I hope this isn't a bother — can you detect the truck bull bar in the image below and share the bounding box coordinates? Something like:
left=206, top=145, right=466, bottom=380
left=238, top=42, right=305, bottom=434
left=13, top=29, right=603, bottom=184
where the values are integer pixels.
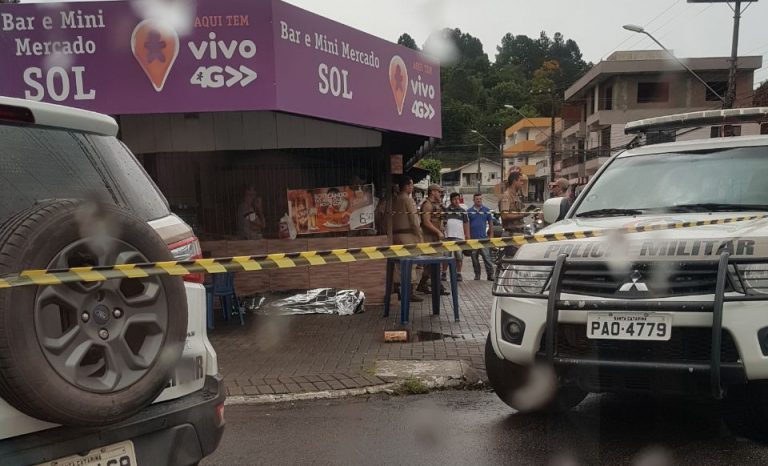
left=542, top=252, right=749, bottom=399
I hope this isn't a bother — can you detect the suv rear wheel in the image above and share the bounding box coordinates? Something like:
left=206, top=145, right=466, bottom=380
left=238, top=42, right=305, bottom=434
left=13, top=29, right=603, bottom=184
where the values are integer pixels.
left=0, top=200, right=187, bottom=426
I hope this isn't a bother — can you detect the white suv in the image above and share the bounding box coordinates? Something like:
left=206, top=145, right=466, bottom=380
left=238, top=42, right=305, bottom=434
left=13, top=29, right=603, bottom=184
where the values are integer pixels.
left=486, top=108, right=768, bottom=437
left=0, top=97, right=223, bottom=465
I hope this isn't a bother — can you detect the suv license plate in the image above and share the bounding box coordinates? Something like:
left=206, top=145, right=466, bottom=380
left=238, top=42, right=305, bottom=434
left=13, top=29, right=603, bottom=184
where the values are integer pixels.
left=587, top=312, right=672, bottom=341
left=36, top=440, right=137, bottom=466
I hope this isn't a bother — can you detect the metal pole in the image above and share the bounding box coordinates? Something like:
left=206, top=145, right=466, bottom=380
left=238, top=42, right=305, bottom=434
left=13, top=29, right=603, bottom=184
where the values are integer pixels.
left=500, top=129, right=505, bottom=183
left=549, top=91, right=556, bottom=185
left=477, top=143, right=482, bottom=193
left=725, top=0, right=742, bottom=109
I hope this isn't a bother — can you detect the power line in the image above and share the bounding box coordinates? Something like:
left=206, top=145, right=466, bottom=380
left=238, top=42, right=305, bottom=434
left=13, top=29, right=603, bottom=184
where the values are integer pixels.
left=624, top=2, right=696, bottom=51
left=656, top=3, right=715, bottom=41
left=744, top=39, right=768, bottom=55
left=644, top=0, right=682, bottom=29
left=600, top=0, right=679, bottom=60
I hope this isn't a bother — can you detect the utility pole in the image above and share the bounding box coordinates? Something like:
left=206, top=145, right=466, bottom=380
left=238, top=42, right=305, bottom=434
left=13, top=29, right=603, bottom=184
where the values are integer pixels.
left=470, top=128, right=504, bottom=192
left=499, top=129, right=505, bottom=183
left=725, top=0, right=742, bottom=108
left=549, top=90, right=556, bottom=185
left=476, top=143, right=482, bottom=193
left=685, top=0, right=755, bottom=108
left=531, top=88, right=558, bottom=185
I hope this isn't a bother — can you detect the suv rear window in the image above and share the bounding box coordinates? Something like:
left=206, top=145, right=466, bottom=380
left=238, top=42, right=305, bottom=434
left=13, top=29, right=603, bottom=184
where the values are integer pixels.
left=0, top=124, right=169, bottom=223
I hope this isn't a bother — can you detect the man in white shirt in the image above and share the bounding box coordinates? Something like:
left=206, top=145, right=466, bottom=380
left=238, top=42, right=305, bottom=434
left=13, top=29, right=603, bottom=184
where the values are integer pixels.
left=444, top=192, right=470, bottom=281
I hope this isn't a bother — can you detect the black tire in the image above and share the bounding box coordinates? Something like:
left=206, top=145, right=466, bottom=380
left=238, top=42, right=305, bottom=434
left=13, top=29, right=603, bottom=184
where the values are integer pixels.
left=0, top=200, right=187, bottom=426
left=485, top=335, right=586, bottom=413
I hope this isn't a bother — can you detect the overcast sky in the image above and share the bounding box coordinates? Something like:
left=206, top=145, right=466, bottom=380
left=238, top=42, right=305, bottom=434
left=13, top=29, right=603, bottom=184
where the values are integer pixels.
left=282, top=0, right=768, bottom=81
left=26, top=0, right=768, bottom=83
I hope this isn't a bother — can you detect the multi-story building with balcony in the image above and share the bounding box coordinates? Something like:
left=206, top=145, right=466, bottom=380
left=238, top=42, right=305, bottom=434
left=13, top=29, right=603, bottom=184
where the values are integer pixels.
left=558, top=50, right=763, bottom=184
left=503, top=117, right=561, bottom=202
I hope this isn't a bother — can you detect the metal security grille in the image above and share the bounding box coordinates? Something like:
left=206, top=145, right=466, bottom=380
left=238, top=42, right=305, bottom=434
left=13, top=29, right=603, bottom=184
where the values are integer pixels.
left=560, top=261, right=723, bottom=298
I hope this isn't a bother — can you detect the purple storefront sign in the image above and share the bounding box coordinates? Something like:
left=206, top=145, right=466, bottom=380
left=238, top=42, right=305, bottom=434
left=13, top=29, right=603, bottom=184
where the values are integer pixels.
left=0, top=0, right=441, bottom=138
left=271, top=1, right=440, bottom=138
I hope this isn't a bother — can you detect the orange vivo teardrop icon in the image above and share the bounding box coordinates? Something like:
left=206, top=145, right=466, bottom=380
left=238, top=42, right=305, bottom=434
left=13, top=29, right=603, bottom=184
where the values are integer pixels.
left=389, top=55, right=408, bottom=116
left=131, top=19, right=179, bottom=92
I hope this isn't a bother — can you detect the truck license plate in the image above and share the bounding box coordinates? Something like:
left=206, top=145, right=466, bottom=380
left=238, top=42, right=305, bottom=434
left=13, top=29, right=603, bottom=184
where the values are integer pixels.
left=587, top=312, right=672, bottom=341
left=36, top=440, right=137, bottom=466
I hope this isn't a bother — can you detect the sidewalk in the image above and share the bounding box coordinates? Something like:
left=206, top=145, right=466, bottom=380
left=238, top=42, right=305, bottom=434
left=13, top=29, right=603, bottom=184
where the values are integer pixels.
left=209, top=270, right=493, bottom=398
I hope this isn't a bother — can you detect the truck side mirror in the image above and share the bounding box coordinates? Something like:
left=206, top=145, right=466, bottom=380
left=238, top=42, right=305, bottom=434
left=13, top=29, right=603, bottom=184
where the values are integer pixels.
left=543, top=197, right=565, bottom=224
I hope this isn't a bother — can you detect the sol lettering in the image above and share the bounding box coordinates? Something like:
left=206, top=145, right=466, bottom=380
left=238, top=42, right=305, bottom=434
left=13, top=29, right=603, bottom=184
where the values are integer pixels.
left=318, top=63, right=353, bottom=100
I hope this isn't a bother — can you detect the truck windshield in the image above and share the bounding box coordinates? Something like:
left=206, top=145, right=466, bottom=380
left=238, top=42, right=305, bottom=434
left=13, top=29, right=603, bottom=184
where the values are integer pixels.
left=574, top=146, right=768, bottom=217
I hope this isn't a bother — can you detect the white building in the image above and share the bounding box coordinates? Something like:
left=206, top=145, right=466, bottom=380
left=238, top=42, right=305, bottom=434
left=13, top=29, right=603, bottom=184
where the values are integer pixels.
left=440, top=158, right=502, bottom=193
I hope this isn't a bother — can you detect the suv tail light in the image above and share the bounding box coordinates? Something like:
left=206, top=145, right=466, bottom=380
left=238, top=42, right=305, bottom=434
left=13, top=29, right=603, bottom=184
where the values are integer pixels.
left=169, top=237, right=205, bottom=284
left=0, top=104, right=34, bottom=124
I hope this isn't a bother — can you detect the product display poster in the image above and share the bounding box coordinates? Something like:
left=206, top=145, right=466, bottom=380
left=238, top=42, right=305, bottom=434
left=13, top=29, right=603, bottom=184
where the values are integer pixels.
left=288, top=184, right=375, bottom=235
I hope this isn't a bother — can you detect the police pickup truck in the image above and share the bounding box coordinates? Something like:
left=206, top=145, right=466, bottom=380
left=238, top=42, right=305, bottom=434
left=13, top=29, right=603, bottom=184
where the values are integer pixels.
left=486, top=108, right=768, bottom=436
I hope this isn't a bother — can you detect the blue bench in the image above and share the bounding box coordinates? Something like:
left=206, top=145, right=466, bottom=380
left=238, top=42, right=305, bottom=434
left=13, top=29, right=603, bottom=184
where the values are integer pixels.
left=383, top=256, right=460, bottom=325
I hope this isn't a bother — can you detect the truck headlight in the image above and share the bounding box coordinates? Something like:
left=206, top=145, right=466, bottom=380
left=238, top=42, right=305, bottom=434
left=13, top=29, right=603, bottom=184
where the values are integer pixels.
left=733, top=264, right=768, bottom=295
left=493, top=264, right=553, bottom=296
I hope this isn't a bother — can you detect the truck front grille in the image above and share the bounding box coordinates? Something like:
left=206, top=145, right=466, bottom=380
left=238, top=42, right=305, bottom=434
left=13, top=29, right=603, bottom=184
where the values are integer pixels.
left=539, top=324, right=740, bottom=363
left=560, top=261, right=725, bottom=298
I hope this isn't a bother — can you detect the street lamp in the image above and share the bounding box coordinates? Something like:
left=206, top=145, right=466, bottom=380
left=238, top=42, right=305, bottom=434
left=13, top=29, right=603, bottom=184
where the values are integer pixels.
left=622, top=24, right=726, bottom=104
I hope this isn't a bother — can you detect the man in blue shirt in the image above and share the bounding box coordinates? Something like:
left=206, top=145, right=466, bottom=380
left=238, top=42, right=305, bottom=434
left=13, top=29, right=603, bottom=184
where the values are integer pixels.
left=467, top=193, right=495, bottom=280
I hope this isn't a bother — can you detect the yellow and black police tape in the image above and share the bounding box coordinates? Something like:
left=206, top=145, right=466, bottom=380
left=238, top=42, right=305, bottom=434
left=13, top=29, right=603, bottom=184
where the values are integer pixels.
left=388, top=209, right=539, bottom=216
left=0, top=214, right=765, bottom=289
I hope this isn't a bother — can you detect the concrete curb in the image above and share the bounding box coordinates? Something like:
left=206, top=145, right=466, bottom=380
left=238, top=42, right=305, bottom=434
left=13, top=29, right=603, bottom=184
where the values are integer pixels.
left=225, top=383, right=400, bottom=406
left=225, top=359, right=487, bottom=406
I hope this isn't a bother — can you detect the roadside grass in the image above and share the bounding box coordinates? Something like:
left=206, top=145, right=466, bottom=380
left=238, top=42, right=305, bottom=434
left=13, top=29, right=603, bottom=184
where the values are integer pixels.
left=395, top=378, right=431, bottom=395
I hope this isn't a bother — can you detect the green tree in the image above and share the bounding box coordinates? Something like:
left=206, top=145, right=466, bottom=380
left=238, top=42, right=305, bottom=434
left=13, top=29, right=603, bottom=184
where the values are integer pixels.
left=548, top=33, right=590, bottom=90
left=418, top=158, right=443, bottom=183
left=397, top=33, right=419, bottom=51
left=448, top=28, right=490, bottom=75
left=400, top=28, right=590, bottom=151
left=424, top=28, right=490, bottom=73
left=441, top=98, right=480, bottom=146
left=442, top=65, right=486, bottom=106
left=495, top=31, right=589, bottom=88
left=530, top=60, right=561, bottom=115
left=495, top=33, right=546, bottom=80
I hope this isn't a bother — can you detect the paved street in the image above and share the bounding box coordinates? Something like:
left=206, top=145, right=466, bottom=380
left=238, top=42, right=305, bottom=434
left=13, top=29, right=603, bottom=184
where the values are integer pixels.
left=209, top=260, right=493, bottom=397
left=202, top=390, right=768, bottom=466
